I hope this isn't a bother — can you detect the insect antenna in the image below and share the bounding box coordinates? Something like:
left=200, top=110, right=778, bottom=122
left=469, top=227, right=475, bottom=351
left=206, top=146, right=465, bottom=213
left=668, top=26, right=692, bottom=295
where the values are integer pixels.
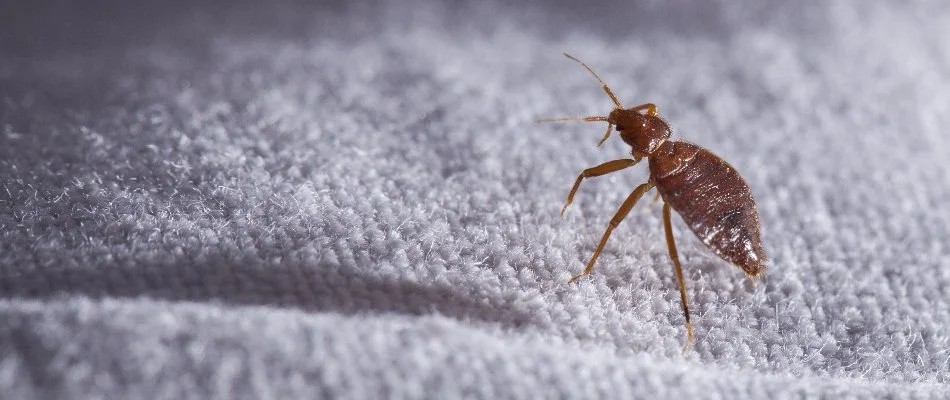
left=563, top=53, right=622, bottom=108
left=535, top=116, right=614, bottom=147
left=535, top=116, right=608, bottom=123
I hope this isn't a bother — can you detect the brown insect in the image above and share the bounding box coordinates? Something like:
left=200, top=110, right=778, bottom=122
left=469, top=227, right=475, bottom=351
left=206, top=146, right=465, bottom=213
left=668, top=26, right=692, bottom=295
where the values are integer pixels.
left=540, top=53, right=767, bottom=350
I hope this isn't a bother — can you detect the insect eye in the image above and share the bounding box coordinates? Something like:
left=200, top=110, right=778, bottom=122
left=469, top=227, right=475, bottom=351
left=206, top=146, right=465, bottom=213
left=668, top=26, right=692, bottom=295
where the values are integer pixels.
left=615, top=124, right=624, bottom=131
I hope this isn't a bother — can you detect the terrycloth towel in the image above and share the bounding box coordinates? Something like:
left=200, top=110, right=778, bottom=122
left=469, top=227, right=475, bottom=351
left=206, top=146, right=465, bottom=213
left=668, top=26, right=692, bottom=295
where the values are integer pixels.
left=2, top=1, right=949, bottom=398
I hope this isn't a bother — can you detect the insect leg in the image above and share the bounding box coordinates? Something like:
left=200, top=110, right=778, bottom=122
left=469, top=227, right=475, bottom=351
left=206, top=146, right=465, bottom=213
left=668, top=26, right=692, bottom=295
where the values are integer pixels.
left=561, top=159, right=639, bottom=218
left=663, top=202, right=695, bottom=353
left=627, top=103, right=658, bottom=116
left=568, top=181, right=654, bottom=283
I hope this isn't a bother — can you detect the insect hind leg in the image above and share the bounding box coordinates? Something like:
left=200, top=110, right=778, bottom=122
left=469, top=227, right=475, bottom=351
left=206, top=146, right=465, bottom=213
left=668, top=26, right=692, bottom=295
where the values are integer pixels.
left=663, top=202, right=695, bottom=354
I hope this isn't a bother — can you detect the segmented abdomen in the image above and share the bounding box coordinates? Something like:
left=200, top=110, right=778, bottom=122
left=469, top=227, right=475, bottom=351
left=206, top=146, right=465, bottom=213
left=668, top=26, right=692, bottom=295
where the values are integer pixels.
left=650, top=141, right=767, bottom=277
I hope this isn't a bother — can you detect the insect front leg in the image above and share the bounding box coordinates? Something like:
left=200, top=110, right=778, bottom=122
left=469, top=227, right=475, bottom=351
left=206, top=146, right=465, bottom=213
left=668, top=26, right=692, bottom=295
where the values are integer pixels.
left=561, top=158, right=639, bottom=218
left=663, top=202, right=695, bottom=354
left=568, top=180, right=654, bottom=283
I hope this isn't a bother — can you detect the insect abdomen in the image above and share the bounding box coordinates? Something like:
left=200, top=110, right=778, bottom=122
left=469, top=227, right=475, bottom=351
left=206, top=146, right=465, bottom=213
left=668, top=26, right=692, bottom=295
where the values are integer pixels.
left=651, top=141, right=767, bottom=277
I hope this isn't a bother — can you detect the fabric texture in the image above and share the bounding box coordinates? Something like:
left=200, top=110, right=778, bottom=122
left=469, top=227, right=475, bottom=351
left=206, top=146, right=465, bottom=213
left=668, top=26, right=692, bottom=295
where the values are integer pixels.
left=2, top=1, right=949, bottom=398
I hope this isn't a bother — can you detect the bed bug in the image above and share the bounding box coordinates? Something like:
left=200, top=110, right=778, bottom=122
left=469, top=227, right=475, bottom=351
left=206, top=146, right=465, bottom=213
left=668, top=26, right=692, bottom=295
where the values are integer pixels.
left=539, top=53, right=767, bottom=351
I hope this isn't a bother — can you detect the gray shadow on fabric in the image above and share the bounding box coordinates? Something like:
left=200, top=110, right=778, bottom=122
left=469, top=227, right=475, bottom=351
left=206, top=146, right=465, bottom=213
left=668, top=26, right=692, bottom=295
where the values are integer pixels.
left=0, top=256, right=544, bottom=330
